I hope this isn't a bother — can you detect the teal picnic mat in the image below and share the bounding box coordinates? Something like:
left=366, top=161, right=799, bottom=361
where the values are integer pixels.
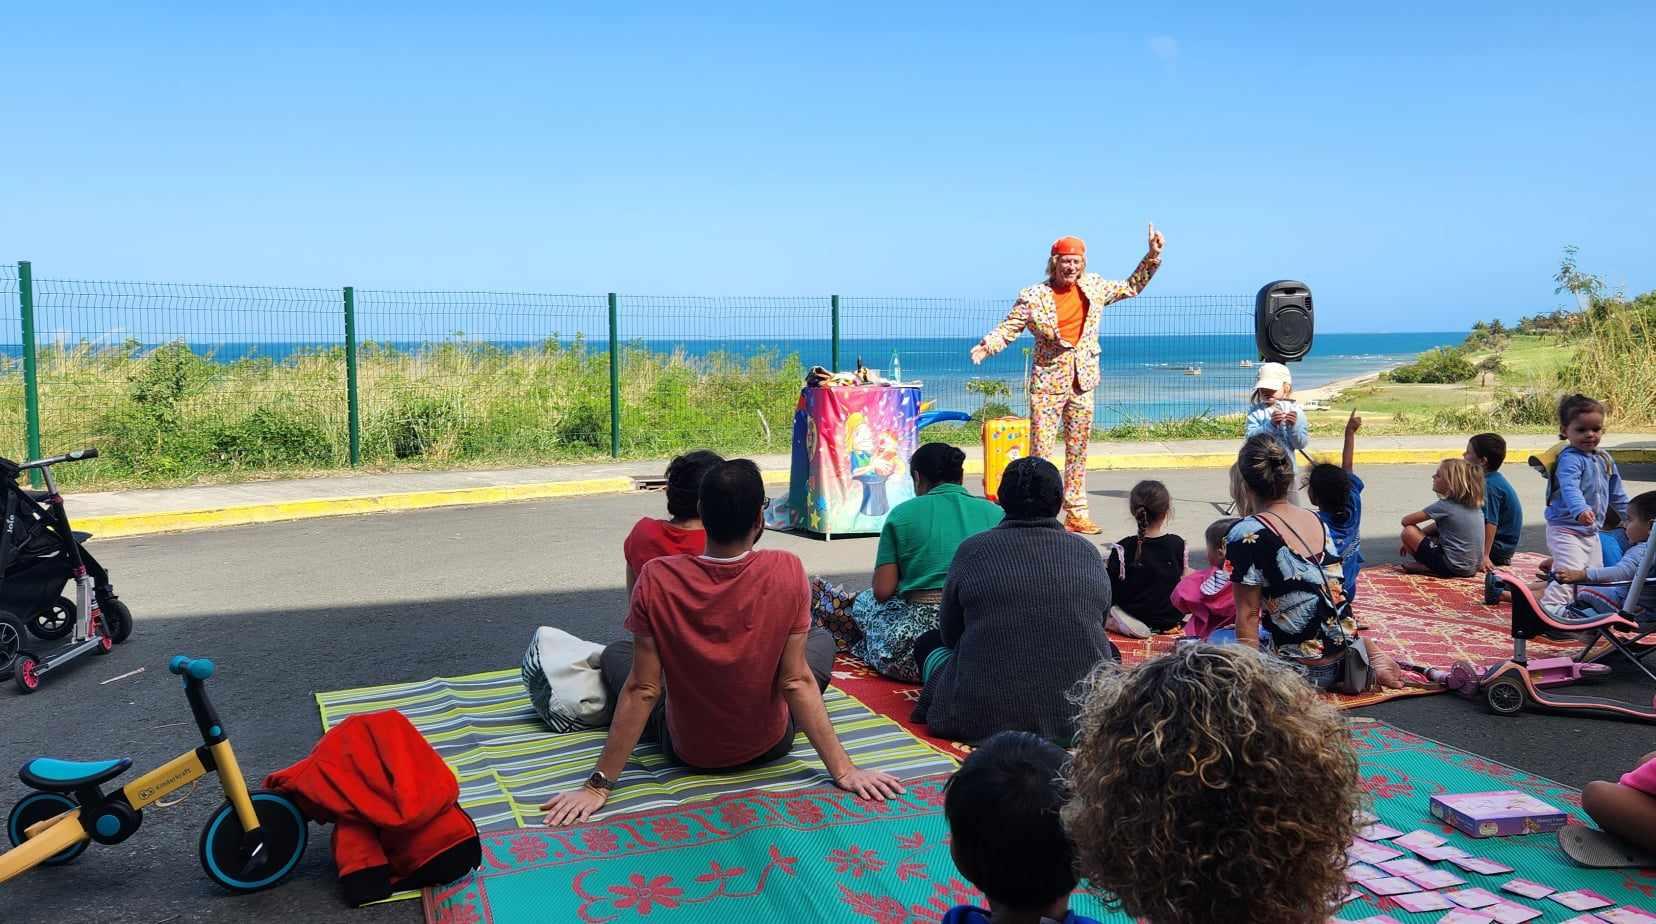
left=315, top=668, right=959, bottom=831
left=423, top=720, right=1656, bottom=924
left=1339, top=719, right=1655, bottom=922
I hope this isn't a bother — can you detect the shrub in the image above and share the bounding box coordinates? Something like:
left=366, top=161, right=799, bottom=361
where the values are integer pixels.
left=1389, top=348, right=1476, bottom=384
left=206, top=408, right=336, bottom=467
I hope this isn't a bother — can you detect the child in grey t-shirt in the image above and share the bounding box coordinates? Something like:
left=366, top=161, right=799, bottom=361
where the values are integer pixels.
left=1400, top=459, right=1488, bottom=578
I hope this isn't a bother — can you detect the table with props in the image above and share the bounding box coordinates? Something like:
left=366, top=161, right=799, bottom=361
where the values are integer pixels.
left=776, top=385, right=921, bottom=539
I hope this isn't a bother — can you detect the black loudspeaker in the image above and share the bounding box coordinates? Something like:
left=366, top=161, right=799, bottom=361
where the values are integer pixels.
left=1255, top=280, right=1313, bottom=362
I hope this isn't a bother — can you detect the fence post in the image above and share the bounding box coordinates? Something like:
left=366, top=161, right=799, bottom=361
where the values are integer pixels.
left=830, top=294, right=841, bottom=372
left=343, top=286, right=360, bottom=466
left=608, top=292, right=621, bottom=458
left=17, top=261, right=43, bottom=486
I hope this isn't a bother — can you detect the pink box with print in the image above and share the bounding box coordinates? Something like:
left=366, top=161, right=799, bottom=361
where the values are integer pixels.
left=1427, top=790, right=1568, bottom=838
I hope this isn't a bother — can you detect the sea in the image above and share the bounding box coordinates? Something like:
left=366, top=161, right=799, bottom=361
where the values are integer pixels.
left=3, top=330, right=1462, bottom=427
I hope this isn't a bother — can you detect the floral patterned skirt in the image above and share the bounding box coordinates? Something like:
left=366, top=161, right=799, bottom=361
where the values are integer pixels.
left=810, top=579, right=941, bottom=682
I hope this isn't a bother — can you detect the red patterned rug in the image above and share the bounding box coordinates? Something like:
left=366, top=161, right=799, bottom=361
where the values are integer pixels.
left=831, top=553, right=1573, bottom=754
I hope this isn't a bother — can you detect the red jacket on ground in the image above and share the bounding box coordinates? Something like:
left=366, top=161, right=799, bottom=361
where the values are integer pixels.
left=264, top=710, right=478, bottom=901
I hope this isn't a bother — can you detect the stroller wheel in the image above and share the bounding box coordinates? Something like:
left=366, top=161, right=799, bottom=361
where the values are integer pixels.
left=27, top=597, right=75, bottom=642
left=100, top=598, right=133, bottom=644
left=0, top=612, right=26, bottom=675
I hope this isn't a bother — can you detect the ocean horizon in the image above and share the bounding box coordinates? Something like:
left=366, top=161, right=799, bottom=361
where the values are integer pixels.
left=1, top=330, right=1463, bottom=427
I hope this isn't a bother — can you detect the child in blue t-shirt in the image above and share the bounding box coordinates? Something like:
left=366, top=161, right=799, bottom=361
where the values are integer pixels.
left=1308, top=410, right=1365, bottom=603
left=941, top=732, right=1102, bottom=924
left=1465, top=432, right=1523, bottom=570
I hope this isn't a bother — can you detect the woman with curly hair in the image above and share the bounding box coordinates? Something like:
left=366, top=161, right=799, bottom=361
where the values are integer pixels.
left=1064, top=645, right=1361, bottom=924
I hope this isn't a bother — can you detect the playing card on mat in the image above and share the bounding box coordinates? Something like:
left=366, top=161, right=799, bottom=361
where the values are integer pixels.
left=1395, top=830, right=1449, bottom=851
left=1449, top=856, right=1514, bottom=875
left=1349, top=839, right=1406, bottom=863
left=1436, top=910, right=1494, bottom=924
left=1364, top=876, right=1424, bottom=896
left=1443, top=888, right=1500, bottom=909
left=1379, top=858, right=1432, bottom=876
left=1486, top=901, right=1542, bottom=924
left=1407, top=869, right=1468, bottom=890
left=1346, top=863, right=1385, bottom=881
left=1546, top=889, right=1614, bottom=911
left=1498, top=879, right=1554, bottom=900
left=1597, top=908, right=1656, bottom=924
left=1360, top=822, right=1405, bottom=840
left=1415, top=844, right=1471, bottom=861
left=1392, top=891, right=1454, bottom=912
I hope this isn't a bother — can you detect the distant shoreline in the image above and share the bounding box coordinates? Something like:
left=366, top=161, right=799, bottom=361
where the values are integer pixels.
left=1297, top=371, right=1384, bottom=405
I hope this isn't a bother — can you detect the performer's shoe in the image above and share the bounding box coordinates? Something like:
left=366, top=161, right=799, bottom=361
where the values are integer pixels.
left=1064, top=515, right=1103, bottom=535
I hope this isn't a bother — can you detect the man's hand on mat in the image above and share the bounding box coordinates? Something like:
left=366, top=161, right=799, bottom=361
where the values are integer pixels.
left=540, top=787, right=607, bottom=826
left=834, top=767, right=905, bottom=801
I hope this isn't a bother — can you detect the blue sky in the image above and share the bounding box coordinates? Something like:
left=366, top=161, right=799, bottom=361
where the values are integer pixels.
left=2, top=1, right=1652, bottom=333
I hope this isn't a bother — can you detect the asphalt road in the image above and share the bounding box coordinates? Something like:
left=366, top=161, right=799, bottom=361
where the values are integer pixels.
left=3, top=462, right=1654, bottom=924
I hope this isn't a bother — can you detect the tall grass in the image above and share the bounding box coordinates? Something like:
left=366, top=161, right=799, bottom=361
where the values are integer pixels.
left=0, top=338, right=806, bottom=489
left=1566, top=294, right=1656, bottom=427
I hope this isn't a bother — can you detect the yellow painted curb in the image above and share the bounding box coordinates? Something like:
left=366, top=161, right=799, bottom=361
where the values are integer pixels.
left=80, top=471, right=794, bottom=539
left=74, top=447, right=1656, bottom=539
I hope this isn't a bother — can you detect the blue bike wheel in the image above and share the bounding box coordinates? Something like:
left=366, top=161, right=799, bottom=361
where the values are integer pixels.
left=7, top=792, right=89, bottom=866
left=198, top=791, right=308, bottom=893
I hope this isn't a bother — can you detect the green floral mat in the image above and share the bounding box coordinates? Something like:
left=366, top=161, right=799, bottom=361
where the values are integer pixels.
left=424, top=720, right=1656, bottom=923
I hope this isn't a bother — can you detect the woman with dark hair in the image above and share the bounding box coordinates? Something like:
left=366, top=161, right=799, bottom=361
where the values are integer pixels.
left=622, top=450, right=724, bottom=595
left=837, top=443, right=1003, bottom=680
left=1227, top=435, right=1401, bottom=691
left=910, top=456, right=1117, bottom=743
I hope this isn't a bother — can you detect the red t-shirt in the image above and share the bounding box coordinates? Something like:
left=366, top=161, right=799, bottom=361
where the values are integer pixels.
left=624, top=550, right=811, bottom=769
left=623, top=518, right=706, bottom=575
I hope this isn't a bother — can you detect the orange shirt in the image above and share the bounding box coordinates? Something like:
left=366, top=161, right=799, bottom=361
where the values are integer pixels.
left=1054, top=285, right=1089, bottom=345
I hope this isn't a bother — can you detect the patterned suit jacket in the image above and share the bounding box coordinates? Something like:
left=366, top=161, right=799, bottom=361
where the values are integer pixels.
left=978, top=255, right=1161, bottom=397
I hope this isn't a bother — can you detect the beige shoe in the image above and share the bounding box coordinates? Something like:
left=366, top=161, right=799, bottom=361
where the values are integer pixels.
left=1107, top=607, right=1153, bottom=639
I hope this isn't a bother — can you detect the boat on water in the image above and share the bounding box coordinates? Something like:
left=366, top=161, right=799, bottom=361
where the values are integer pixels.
left=1183, top=366, right=1203, bottom=376
left=1239, top=359, right=1254, bottom=368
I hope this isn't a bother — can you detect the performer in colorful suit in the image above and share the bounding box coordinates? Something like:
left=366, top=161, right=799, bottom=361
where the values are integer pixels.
left=971, top=226, right=1165, bottom=533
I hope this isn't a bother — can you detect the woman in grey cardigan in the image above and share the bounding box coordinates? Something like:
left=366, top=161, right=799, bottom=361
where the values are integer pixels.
left=911, top=456, right=1117, bottom=744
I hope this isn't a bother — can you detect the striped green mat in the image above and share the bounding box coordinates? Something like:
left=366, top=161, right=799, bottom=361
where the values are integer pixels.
left=315, top=668, right=959, bottom=831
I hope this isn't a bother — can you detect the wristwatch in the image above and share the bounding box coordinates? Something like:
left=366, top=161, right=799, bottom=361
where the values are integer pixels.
left=584, top=770, right=615, bottom=793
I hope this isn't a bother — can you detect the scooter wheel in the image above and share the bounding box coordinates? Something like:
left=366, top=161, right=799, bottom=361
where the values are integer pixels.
left=100, top=599, right=133, bottom=645
left=14, top=652, right=43, bottom=694
left=1485, top=678, right=1526, bottom=716
left=27, top=597, right=75, bottom=642
left=198, top=791, right=309, bottom=894
left=0, top=612, right=26, bottom=675
left=7, top=792, right=88, bottom=865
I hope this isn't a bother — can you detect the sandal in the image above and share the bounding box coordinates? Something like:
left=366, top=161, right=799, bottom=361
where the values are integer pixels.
left=1558, top=825, right=1656, bottom=868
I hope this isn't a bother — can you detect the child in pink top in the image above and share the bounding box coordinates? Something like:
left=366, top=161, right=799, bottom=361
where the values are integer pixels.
left=1174, top=519, right=1240, bottom=641
left=1582, top=750, right=1656, bottom=856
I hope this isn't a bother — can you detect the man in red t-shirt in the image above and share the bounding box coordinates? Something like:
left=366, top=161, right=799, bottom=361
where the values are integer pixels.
left=542, top=460, right=905, bottom=825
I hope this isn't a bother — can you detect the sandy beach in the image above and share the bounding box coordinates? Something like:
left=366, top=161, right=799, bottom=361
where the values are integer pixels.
left=1296, top=371, right=1384, bottom=405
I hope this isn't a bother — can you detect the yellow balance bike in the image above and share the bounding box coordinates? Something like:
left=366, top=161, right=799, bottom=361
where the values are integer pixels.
left=1, top=655, right=308, bottom=893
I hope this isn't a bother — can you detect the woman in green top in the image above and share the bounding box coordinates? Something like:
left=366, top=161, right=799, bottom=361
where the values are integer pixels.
left=846, top=443, right=1005, bottom=680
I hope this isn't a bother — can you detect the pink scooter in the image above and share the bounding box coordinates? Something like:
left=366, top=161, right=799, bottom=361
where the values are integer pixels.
left=1410, top=546, right=1656, bottom=728
left=1449, top=553, right=1656, bottom=721
left=1405, top=657, right=1611, bottom=698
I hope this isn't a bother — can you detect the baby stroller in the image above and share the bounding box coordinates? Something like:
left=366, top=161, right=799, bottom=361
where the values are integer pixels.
left=0, top=451, right=131, bottom=677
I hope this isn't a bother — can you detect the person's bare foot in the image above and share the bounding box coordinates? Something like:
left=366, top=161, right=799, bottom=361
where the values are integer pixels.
left=1399, top=562, right=1432, bottom=575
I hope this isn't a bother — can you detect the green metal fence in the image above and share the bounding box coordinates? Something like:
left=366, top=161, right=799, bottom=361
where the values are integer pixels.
left=2, top=261, right=1264, bottom=488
